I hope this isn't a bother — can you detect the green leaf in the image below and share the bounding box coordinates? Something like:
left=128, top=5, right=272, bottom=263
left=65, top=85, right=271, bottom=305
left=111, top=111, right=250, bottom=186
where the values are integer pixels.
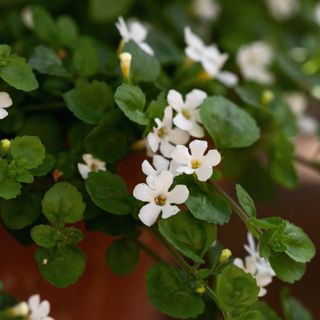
left=0, top=56, right=38, bottom=92
left=115, top=83, right=148, bottom=125
left=124, top=41, right=161, bottom=82
left=9, top=136, right=45, bottom=170
left=35, top=246, right=86, bottom=288
left=63, top=80, right=114, bottom=124
left=30, top=153, right=55, bottom=177
left=29, top=45, right=69, bottom=77
left=105, top=238, right=139, bottom=276
left=185, top=182, right=232, bottom=225
left=200, top=96, right=260, bottom=149
left=31, top=6, right=57, bottom=43
left=159, top=211, right=216, bottom=263
left=61, top=227, right=84, bottom=245
left=56, top=15, right=78, bottom=47
left=85, top=171, right=131, bottom=215
left=42, top=182, right=86, bottom=224
left=89, top=0, right=133, bottom=22
left=269, top=253, right=305, bottom=283
left=0, top=159, right=21, bottom=199
left=282, top=289, right=313, bottom=320
left=252, top=302, right=281, bottom=320
left=73, top=40, right=99, bottom=77
left=31, top=225, right=57, bottom=248
left=282, top=223, right=315, bottom=263
left=235, top=184, right=256, bottom=217
left=147, top=263, right=205, bottom=318
left=0, top=44, right=11, bottom=58
left=215, top=264, right=259, bottom=316
left=1, top=192, right=41, bottom=230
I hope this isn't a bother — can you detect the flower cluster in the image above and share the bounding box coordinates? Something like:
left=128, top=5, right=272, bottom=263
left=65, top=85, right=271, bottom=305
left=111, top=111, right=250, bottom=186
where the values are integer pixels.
left=234, top=233, right=275, bottom=297
left=134, top=88, right=221, bottom=226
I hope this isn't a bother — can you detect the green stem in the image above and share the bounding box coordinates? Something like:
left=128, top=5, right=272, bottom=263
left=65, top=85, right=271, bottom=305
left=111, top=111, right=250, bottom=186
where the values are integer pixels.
left=206, top=286, right=228, bottom=320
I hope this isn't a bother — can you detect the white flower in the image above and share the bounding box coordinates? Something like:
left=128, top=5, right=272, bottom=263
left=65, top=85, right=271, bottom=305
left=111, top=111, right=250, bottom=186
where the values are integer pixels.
left=21, top=7, right=34, bottom=29
left=193, top=0, right=221, bottom=22
left=171, top=140, right=221, bottom=182
left=116, top=16, right=154, bottom=55
left=237, top=41, right=274, bottom=84
left=168, top=89, right=207, bottom=138
left=0, top=92, right=13, bottom=119
left=234, top=233, right=275, bottom=297
left=147, top=106, right=190, bottom=158
left=8, top=302, right=29, bottom=317
left=315, top=3, right=320, bottom=25
left=265, top=0, right=299, bottom=20
left=28, top=294, right=54, bottom=320
left=284, top=92, right=318, bottom=135
left=184, top=27, right=238, bottom=87
left=77, top=154, right=106, bottom=179
left=133, top=170, right=189, bottom=226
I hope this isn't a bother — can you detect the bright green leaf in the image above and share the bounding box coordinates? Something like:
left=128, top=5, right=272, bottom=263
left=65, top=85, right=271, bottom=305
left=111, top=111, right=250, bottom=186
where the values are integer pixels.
left=31, top=225, right=57, bottom=248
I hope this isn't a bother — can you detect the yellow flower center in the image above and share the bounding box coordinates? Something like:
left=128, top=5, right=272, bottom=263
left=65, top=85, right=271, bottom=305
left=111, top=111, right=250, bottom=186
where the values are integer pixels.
left=182, top=109, right=191, bottom=119
left=157, top=127, right=166, bottom=138
left=191, top=159, right=201, bottom=169
left=154, top=195, right=166, bottom=206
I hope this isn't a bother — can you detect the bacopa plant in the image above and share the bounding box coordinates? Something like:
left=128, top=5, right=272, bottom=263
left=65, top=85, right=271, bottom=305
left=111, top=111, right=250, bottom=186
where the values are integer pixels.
left=0, top=0, right=319, bottom=319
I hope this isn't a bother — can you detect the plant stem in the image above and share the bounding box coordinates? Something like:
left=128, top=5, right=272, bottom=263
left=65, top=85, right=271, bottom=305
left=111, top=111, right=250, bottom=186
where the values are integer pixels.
left=206, top=286, right=228, bottom=320
left=295, top=155, right=320, bottom=175
left=135, top=238, right=163, bottom=262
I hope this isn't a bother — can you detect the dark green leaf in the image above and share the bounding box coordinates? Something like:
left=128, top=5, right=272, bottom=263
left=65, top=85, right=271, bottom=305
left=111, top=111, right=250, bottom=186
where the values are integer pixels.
left=235, top=184, right=256, bottom=217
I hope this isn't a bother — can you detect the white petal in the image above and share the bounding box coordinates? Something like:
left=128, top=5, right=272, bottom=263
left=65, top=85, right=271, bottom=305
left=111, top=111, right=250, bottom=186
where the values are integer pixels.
left=173, top=113, right=194, bottom=131
left=216, top=71, right=238, bottom=87
left=245, top=256, right=257, bottom=275
left=28, top=294, right=40, bottom=312
left=129, top=21, right=148, bottom=42
left=185, top=47, right=203, bottom=62
left=258, top=287, right=267, bottom=297
left=116, top=16, right=130, bottom=41
left=184, top=27, right=204, bottom=52
left=185, top=89, right=207, bottom=109
left=167, top=90, right=185, bottom=112
left=169, top=159, right=181, bottom=176
left=167, top=185, right=189, bottom=204
left=169, top=128, right=190, bottom=145
left=203, top=149, right=221, bottom=167
left=37, top=300, right=50, bottom=317
left=189, top=140, right=208, bottom=158
left=256, top=273, right=273, bottom=287
left=195, top=165, right=212, bottom=181
left=189, top=123, right=205, bottom=138
left=176, top=165, right=194, bottom=175
left=82, top=154, right=94, bottom=166
left=147, top=132, right=160, bottom=152
left=138, top=42, right=154, bottom=55
left=146, top=175, right=156, bottom=189
left=162, top=106, right=174, bottom=126
left=77, top=163, right=91, bottom=179
left=0, top=92, right=12, bottom=108
left=233, top=258, right=244, bottom=270
left=141, top=159, right=156, bottom=176
left=0, top=108, right=9, bottom=119
left=153, top=155, right=170, bottom=172
left=133, top=183, right=155, bottom=202
left=154, top=171, right=173, bottom=193
left=139, top=203, right=161, bottom=226
left=161, top=204, right=180, bottom=219
left=159, top=140, right=175, bottom=158
left=171, top=145, right=191, bottom=165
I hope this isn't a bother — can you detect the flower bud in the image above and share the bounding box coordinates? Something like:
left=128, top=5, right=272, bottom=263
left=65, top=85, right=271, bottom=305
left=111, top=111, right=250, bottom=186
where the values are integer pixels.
left=7, top=302, right=29, bottom=317
left=195, top=285, right=206, bottom=294
left=261, top=90, right=274, bottom=106
left=119, top=52, right=132, bottom=80
left=1, top=139, right=11, bottom=155
left=219, top=248, right=232, bottom=263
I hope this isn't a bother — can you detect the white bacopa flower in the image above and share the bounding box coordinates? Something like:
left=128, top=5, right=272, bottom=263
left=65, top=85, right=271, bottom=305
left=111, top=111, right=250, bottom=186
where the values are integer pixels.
left=184, top=27, right=238, bottom=87
left=0, top=92, right=13, bottom=120
left=234, top=233, right=275, bottom=297
left=168, top=89, right=207, bottom=138
left=193, top=0, right=221, bottom=22
left=265, top=0, right=299, bottom=20
left=237, top=41, right=274, bottom=84
left=315, top=3, right=320, bottom=25
left=284, top=92, right=318, bottom=135
left=133, top=170, right=189, bottom=226
left=147, top=106, right=190, bottom=158
left=28, top=294, right=54, bottom=320
left=171, top=140, right=221, bottom=182
left=77, top=154, right=106, bottom=179
left=21, top=7, right=34, bottom=29
left=116, top=16, right=154, bottom=55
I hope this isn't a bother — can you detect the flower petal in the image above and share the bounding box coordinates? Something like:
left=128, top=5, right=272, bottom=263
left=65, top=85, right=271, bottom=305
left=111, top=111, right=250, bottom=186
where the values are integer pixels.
left=189, top=140, right=208, bottom=158
left=28, top=294, right=40, bottom=312
left=167, top=185, right=189, bottom=204
left=195, top=165, right=212, bottom=181
left=133, top=183, right=155, bottom=202
left=233, top=258, right=244, bottom=270
left=115, top=16, right=130, bottom=41
left=37, top=300, right=50, bottom=317
left=167, top=90, right=185, bottom=112
left=216, top=71, right=238, bottom=87
left=185, top=89, right=207, bottom=109
left=147, top=132, right=160, bottom=152
left=159, top=140, right=175, bottom=158
left=153, top=155, right=170, bottom=172
left=77, top=163, right=90, bottom=179
left=189, top=123, right=205, bottom=138
left=203, top=149, right=221, bottom=167
left=0, top=108, right=9, bottom=120
left=161, top=204, right=180, bottom=219
left=184, top=27, right=204, bottom=52
left=171, top=145, right=191, bottom=165
left=0, top=92, right=12, bottom=108
left=129, top=21, right=147, bottom=42
left=173, top=113, right=194, bottom=131
left=154, top=171, right=173, bottom=193
left=169, top=128, right=190, bottom=145
left=141, top=159, right=156, bottom=176
left=138, top=42, right=154, bottom=56
left=139, top=203, right=161, bottom=226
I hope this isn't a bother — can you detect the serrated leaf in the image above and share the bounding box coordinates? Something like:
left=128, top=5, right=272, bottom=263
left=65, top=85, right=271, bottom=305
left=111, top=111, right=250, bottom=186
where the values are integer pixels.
left=31, top=225, right=57, bottom=248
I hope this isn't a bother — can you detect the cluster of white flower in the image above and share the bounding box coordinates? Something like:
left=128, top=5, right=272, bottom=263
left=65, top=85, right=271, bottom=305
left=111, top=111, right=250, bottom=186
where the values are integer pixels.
left=234, top=233, right=275, bottom=297
left=77, top=153, right=106, bottom=179
left=134, top=89, right=221, bottom=226
left=0, top=92, right=13, bottom=120
left=10, top=294, right=54, bottom=320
